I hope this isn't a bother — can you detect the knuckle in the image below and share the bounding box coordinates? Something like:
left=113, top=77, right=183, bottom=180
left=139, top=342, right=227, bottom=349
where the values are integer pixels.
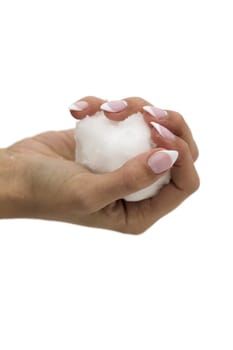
left=192, top=174, right=200, bottom=192
left=77, top=95, right=103, bottom=105
left=129, top=96, right=145, bottom=102
left=187, top=173, right=200, bottom=195
left=80, top=95, right=95, bottom=100
left=174, top=111, right=185, bottom=122
left=178, top=139, right=190, bottom=156
left=127, top=96, right=148, bottom=106
left=120, top=225, right=148, bottom=235
left=133, top=226, right=148, bottom=235
left=172, top=112, right=187, bottom=131
left=193, top=146, right=199, bottom=161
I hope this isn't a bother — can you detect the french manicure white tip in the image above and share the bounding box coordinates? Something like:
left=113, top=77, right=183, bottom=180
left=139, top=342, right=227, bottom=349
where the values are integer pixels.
left=143, top=105, right=168, bottom=119
left=150, top=121, right=162, bottom=134
left=69, top=104, right=82, bottom=111
left=143, top=105, right=156, bottom=117
left=100, top=102, right=115, bottom=112
left=150, top=121, right=175, bottom=140
left=100, top=100, right=128, bottom=112
left=159, top=150, right=179, bottom=164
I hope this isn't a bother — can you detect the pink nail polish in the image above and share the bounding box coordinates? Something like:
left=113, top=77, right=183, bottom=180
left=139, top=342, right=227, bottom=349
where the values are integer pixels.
left=100, top=100, right=128, bottom=112
left=69, top=101, right=89, bottom=111
left=150, top=122, right=175, bottom=140
left=148, top=150, right=178, bottom=174
left=143, top=106, right=168, bottom=119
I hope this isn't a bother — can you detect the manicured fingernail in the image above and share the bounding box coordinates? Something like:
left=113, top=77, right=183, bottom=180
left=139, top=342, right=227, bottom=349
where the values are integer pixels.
left=150, top=121, right=175, bottom=140
left=143, top=106, right=168, bottom=119
left=148, top=150, right=178, bottom=174
left=100, top=100, right=128, bottom=112
left=69, top=100, right=89, bottom=111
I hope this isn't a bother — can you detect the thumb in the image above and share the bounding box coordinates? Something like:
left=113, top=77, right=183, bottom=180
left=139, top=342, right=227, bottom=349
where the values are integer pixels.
left=93, top=148, right=178, bottom=208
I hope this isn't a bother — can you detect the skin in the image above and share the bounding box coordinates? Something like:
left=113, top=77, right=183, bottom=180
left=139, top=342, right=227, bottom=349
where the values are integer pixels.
left=0, top=96, right=199, bottom=234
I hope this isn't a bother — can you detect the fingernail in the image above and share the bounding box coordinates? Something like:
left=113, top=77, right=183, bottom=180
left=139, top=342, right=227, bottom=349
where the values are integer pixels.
left=150, top=121, right=175, bottom=140
left=148, top=150, right=178, bottom=174
left=69, top=100, right=89, bottom=111
left=143, top=106, right=168, bottom=119
left=100, top=100, right=128, bottom=112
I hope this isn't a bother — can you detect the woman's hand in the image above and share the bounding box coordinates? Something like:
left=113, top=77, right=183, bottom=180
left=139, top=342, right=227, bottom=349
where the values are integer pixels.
left=1, top=96, right=199, bottom=234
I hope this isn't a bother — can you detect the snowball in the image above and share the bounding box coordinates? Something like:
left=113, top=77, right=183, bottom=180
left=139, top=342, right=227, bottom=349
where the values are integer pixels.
left=75, top=111, right=170, bottom=201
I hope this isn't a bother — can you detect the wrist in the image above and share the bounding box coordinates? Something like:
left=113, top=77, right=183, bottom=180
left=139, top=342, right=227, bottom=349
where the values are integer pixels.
left=0, top=148, right=32, bottom=219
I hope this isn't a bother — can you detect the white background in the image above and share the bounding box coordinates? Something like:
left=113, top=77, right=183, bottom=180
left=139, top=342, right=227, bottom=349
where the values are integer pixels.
left=0, top=0, right=232, bottom=349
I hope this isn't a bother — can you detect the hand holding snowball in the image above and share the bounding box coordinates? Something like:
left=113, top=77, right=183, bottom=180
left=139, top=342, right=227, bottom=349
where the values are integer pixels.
left=0, top=96, right=199, bottom=234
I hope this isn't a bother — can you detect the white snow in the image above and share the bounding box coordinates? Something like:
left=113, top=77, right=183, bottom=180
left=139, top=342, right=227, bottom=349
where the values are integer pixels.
left=75, top=111, right=170, bottom=201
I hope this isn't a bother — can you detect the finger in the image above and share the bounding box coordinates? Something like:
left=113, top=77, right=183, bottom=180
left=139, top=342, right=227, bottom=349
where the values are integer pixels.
left=100, top=96, right=151, bottom=121
left=69, top=96, right=106, bottom=119
left=85, top=148, right=178, bottom=211
left=143, top=106, right=199, bottom=161
left=149, top=121, right=199, bottom=189
left=148, top=152, right=199, bottom=222
left=69, top=96, right=149, bottom=121
left=100, top=98, right=199, bottom=161
left=131, top=131, right=200, bottom=231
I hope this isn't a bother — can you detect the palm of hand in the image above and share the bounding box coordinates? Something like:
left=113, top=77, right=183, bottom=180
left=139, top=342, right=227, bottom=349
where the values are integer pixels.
left=8, top=130, right=144, bottom=232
